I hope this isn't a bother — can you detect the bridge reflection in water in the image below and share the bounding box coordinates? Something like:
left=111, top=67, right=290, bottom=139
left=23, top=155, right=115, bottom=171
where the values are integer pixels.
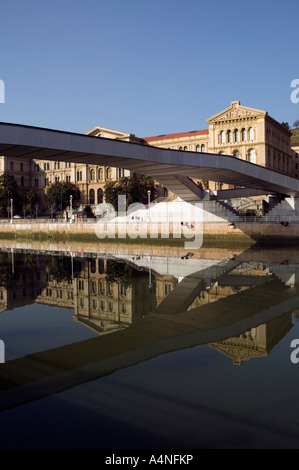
left=0, top=245, right=298, bottom=412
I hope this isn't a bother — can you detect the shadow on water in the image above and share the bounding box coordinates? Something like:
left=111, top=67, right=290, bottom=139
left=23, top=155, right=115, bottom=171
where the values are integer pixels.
left=0, top=241, right=298, bottom=412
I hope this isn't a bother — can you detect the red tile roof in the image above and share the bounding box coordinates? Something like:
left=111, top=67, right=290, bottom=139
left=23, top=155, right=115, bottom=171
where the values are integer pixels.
left=143, top=129, right=209, bottom=142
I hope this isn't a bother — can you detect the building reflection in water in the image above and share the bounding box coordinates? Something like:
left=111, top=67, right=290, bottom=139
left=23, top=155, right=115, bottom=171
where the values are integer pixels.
left=0, top=251, right=296, bottom=363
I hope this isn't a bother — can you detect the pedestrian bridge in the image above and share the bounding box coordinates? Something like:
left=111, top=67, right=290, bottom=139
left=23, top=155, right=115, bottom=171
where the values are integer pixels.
left=0, top=122, right=299, bottom=200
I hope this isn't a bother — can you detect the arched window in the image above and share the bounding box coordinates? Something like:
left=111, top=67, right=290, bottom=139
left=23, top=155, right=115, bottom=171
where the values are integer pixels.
left=220, top=131, right=225, bottom=143
left=241, top=128, right=247, bottom=141
left=89, top=188, right=95, bottom=205
left=196, top=145, right=200, bottom=152
left=97, top=188, right=103, bottom=204
left=227, top=130, right=232, bottom=143
left=47, top=163, right=50, bottom=171
left=249, top=149, right=256, bottom=164
left=234, top=129, right=240, bottom=142
left=234, top=150, right=240, bottom=159
left=249, top=127, right=254, bottom=141
left=106, top=167, right=112, bottom=180
left=98, top=168, right=104, bottom=180
left=201, top=144, right=206, bottom=152
left=179, top=146, right=182, bottom=150
left=76, top=171, right=80, bottom=182
left=184, top=146, right=188, bottom=151
left=90, top=259, right=96, bottom=274
left=90, top=169, right=95, bottom=181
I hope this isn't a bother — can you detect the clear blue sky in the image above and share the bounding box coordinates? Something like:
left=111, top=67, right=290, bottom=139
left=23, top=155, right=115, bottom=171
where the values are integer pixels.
left=1, top=0, right=299, bottom=137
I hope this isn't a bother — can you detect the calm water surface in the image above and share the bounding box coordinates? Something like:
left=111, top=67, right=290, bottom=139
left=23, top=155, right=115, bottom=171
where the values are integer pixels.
left=0, top=244, right=298, bottom=449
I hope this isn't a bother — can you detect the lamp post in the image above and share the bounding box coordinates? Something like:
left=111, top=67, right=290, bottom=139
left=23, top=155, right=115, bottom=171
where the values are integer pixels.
left=70, top=195, right=73, bottom=223
left=10, top=199, right=13, bottom=224
left=147, top=190, right=151, bottom=224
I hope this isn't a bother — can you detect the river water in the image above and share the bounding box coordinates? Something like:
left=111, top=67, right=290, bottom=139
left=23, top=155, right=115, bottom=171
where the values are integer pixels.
left=0, top=242, right=298, bottom=449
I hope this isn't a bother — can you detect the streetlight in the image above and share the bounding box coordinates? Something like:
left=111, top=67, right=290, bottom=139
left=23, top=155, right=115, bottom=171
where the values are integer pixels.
left=10, top=199, right=13, bottom=224
left=147, top=190, right=151, bottom=224
left=70, top=195, right=73, bottom=223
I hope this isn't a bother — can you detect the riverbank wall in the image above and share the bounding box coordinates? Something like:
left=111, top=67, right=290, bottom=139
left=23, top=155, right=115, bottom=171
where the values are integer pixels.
left=0, top=219, right=298, bottom=245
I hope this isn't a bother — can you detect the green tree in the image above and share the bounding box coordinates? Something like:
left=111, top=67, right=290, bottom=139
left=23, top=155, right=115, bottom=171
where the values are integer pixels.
left=45, top=181, right=80, bottom=215
left=0, top=174, right=22, bottom=217
left=104, top=176, right=155, bottom=210
left=25, top=189, right=40, bottom=215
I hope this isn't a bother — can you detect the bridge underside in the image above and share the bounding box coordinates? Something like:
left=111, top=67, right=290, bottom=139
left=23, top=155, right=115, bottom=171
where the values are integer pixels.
left=0, top=122, right=299, bottom=200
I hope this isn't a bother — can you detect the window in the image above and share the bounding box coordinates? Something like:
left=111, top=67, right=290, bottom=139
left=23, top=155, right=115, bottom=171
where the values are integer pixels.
left=57, top=290, right=63, bottom=299
left=89, top=189, right=95, bottom=205
left=249, top=127, right=254, bottom=140
left=98, top=168, right=104, bottom=180
left=234, top=150, right=240, bottom=159
left=234, top=129, right=240, bottom=142
left=108, top=301, right=114, bottom=312
left=20, top=176, right=24, bottom=187
left=80, top=298, right=84, bottom=308
left=227, top=130, right=232, bottom=143
left=120, top=285, right=127, bottom=296
left=47, top=163, right=50, bottom=171
left=249, top=149, right=256, bottom=164
left=165, top=284, right=172, bottom=294
left=106, top=167, right=112, bottom=180
left=10, top=161, right=14, bottom=171
left=119, top=168, right=124, bottom=178
left=78, top=280, right=84, bottom=290
left=90, top=169, right=95, bottom=181
left=196, top=145, right=200, bottom=152
left=97, top=188, right=103, bottom=204
left=220, top=131, right=225, bottom=143
left=20, top=163, right=23, bottom=172
left=90, top=259, right=96, bottom=274
left=100, top=300, right=105, bottom=310
left=98, top=259, right=104, bottom=274
left=34, top=178, right=39, bottom=188
left=201, top=144, right=206, bottom=152
left=92, top=299, right=97, bottom=310
left=65, top=162, right=71, bottom=168
left=241, top=128, right=247, bottom=141
left=108, top=283, right=113, bottom=296
left=44, top=163, right=47, bottom=171
left=121, top=303, right=127, bottom=314
left=184, top=146, right=188, bottom=151
left=77, top=171, right=83, bottom=182
left=67, top=291, right=73, bottom=300
left=99, top=281, right=105, bottom=294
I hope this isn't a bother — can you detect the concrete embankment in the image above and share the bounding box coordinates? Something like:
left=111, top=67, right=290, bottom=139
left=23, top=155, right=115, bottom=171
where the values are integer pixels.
left=0, top=220, right=298, bottom=244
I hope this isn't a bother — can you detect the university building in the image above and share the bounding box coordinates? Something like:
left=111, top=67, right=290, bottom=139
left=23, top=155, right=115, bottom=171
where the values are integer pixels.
left=0, top=101, right=298, bottom=210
